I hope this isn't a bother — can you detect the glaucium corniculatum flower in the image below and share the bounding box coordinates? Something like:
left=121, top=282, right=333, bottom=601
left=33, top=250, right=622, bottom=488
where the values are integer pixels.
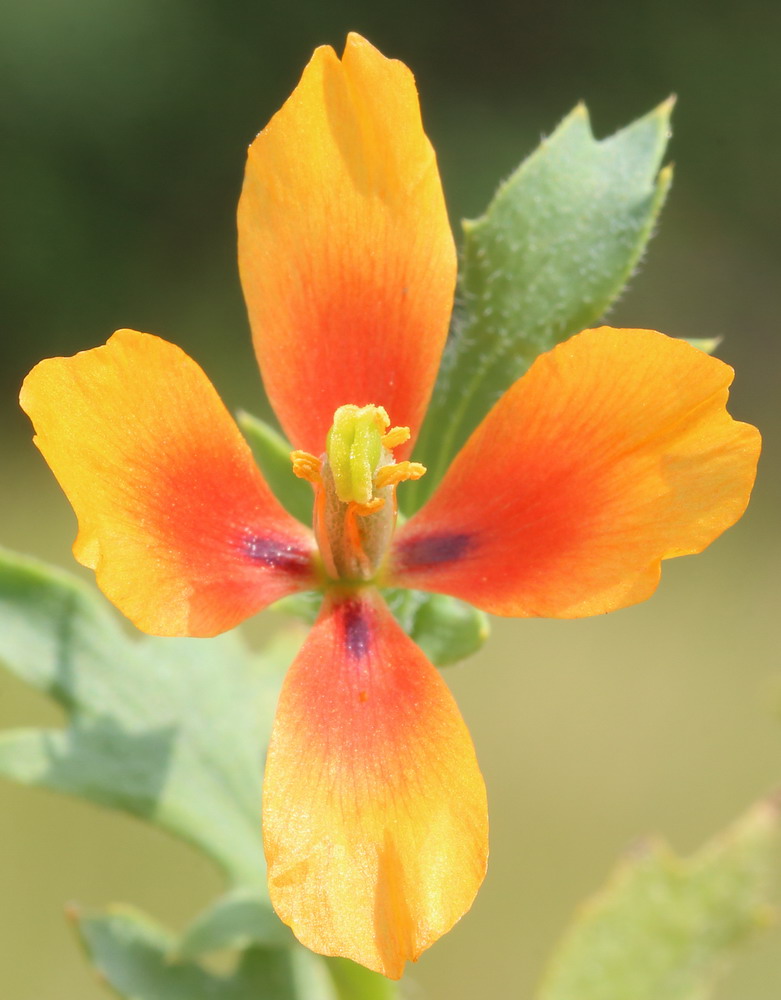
left=20, top=33, right=760, bottom=979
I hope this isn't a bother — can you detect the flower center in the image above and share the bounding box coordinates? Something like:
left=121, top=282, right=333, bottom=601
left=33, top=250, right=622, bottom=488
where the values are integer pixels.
left=291, top=404, right=425, bottom=583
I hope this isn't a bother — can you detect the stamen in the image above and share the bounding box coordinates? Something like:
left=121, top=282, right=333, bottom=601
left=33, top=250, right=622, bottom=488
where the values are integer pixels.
left=372, top=406, right=391, bottom=432
left=381, top=425, right=411, bottom=450
left=343, top=501, right=377, bottom=578
left=351, top=497, right=386, bottom=517
left=291, top=450, right=322, bottom=484
left=315, top=405, right=423, bottom=582
left=374, top=461, right=426, bottom=490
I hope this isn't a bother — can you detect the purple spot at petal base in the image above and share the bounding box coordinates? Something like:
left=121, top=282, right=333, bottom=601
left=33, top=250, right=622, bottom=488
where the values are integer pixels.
left=397, top=532, right=472, bottom=570
left=243, top=534, right=311, bottom=575
left=342, top=600, right=372, bottom=661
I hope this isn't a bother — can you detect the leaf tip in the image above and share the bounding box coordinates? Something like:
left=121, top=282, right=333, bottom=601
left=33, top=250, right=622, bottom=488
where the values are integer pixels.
left=657, top=161, right=675, bottom=191
left=657, top=93, right=677, bottom=122
left=567, top=100, right=593, bottom=133
left=682, top=334, right=722, bottom=354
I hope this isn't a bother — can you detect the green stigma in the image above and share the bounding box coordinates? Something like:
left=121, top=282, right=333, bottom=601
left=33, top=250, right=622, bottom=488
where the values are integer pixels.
left=326, top=404, right=389, bottom=506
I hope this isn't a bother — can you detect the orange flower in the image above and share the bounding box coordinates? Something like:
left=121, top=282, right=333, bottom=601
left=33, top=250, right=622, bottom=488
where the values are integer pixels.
left=20, top=34, right=760, bottom=979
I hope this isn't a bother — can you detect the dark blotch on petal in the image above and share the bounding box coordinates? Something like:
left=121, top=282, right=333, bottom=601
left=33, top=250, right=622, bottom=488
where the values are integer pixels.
left=397, top=532, right=472, bottom=569
left=342, top=599, right=372, bottom=662
left=243, top=534, right=311, bottom=575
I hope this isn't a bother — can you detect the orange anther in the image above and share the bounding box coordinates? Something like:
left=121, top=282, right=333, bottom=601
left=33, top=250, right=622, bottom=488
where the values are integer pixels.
left=381, top=425, right=411, bottom=450
left=351, top=497, right=386, bottom=517
left=290, top=450, right=322, bottom=484
left=374, top=460, right=426, bottom=490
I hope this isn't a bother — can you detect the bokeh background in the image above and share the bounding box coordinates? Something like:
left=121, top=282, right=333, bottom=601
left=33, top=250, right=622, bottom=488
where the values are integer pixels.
left=1, top=1, right=779, bottom=997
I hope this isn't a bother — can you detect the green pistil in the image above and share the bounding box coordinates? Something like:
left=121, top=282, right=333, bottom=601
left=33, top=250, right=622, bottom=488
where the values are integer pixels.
left=326, top=404, right=388, bottom=506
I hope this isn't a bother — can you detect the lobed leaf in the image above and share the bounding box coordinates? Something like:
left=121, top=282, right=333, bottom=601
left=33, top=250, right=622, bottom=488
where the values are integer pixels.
left=76, top=906, right=338, bottom=1000
left=535, top=800, right=780, bottom=1000
left=0, top=547, right=297, bottom=888
left=406, top=99, right=674, bottom=511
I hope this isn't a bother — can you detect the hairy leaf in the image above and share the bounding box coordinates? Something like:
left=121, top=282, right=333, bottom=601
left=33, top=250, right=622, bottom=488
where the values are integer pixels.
left=535, top=800, right=779, bottom=1000
left=406, top=100, right=673, bottom=511
left=0, top=547, right=297, bottom=889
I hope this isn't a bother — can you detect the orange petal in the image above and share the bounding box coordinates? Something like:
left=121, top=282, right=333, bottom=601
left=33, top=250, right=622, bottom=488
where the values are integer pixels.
left=238, top=33, right=455, bottom=457
left=262, top=590, right=488, bottom=978
left=20, top=330, right=317, bottom=636
left=391, top=328, right=761, bottom=617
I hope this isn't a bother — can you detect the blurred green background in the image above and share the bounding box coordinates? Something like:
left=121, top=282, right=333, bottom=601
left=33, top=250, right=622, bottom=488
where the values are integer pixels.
left=1, top=0, right=779, bottom=997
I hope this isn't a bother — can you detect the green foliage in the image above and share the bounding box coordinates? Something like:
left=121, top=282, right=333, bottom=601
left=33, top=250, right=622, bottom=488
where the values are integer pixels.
left=179, top=889, right=295, bottom=957
left=76, top=906, right=339, bottom=1000
left=383, top=588, right=490, bottom=667
left=76, top=903, right=395, bottom=999
left=176, top=893, right=395, bottom=997
left=406, top=100, right=673, bottom=512
left=684, top=337, right=722, bottom=354
left=325, top=957, right=399, bottom=1000
left=0, top=547, right=289, bottom=889
left=0, top=547, right=398, bottom=998
left=535, top=801, right=779, bottom=1000
left=237, top=410, right=314, bottom=525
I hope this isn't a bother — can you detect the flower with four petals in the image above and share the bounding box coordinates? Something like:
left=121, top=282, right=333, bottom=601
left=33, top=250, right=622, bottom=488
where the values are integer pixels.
left=20, top=33, right=760, bottom=979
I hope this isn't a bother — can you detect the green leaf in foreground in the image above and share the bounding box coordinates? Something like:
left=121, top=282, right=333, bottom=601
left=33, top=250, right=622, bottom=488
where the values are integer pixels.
left=535, top=799, right=779, bottom=1000
left=76, top=906, right=338, bottom=1000
left=0, top=547, right=298, bottom=889
left=383, top=588, right=490, bottom=667
left=76, top=904, right=397, bottom=1000
left=325, top=957, right=399, bottom=1000
left=176, top=892, right=395, bottom=999
left=179, top=888, right=295, bottom=957
left=406, top=99, right=673, bottom=512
